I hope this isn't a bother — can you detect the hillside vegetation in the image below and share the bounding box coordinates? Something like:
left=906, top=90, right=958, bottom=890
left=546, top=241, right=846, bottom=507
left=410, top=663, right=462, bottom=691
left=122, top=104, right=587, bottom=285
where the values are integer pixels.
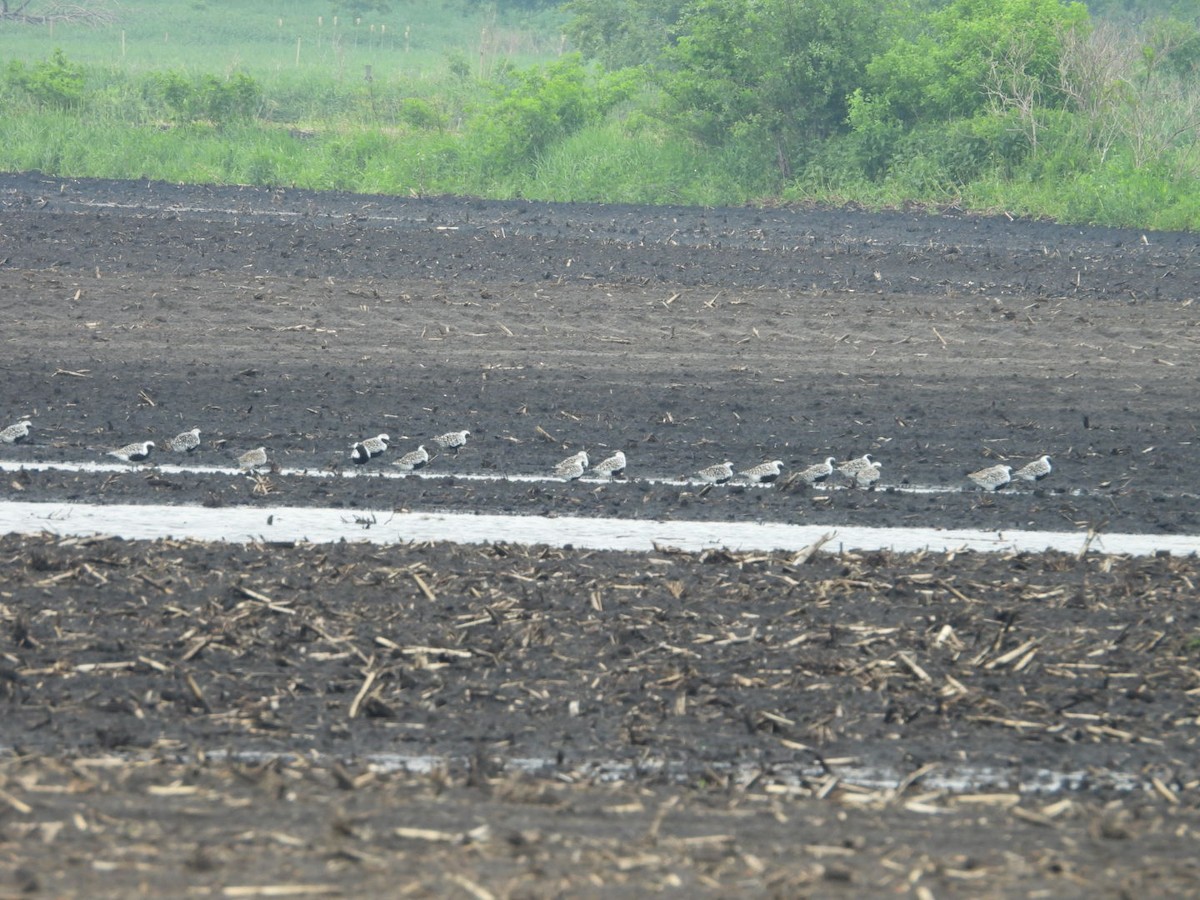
left=0, top=0, right=1196, bottom=229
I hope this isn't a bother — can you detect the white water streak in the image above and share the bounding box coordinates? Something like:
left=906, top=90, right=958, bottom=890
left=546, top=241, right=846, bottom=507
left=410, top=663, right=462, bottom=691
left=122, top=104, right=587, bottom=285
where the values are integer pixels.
left=1, top=500, right=1196, bottom=556
left=0, top=457, right=1059, bottom=496
left=201, top=749, right=1142, bottom=795
left=0, top=741, right=1145, bottom=795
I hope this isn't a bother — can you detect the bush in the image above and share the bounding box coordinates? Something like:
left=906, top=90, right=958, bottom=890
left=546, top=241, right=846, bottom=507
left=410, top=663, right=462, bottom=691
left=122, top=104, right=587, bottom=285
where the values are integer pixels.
left=864, top=0, right=1090, bottom=126
left=886, top=117, right=1029, bottom=193
left=844, top=89, right=905, bottom=181
left=467, top=55, right=630, bottom=176
left=7, top=49, right=85, bottom=110
left=148, top=70, right=262, bottom=125
left=398, top=97, right=445, bottom=130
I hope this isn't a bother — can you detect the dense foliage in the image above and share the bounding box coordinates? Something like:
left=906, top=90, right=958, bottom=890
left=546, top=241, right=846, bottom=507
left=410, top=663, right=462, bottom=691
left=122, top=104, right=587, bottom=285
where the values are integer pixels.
left=659, top=0, right=881, bottom=180
left=148, top=71, right=262, bottom=125
left=565, top=0, right=689, bottom=70
left=0, top=0, right=1196, bottom=229
left=6, top=49, right=85, bottom=109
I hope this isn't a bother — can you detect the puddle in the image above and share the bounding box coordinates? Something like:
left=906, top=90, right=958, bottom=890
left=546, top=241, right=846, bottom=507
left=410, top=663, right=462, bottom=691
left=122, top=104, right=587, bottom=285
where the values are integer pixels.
left=49, top=746, right=1137, bottom=796
left=1, top=499, right=1196, bottom=556
left=0, top=457, right=1116, bottom=499
left=327, top=751, right=1143, bottom=795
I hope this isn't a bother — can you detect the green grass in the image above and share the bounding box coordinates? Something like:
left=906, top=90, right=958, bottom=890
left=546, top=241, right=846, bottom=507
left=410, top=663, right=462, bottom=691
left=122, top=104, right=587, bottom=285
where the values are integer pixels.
left=0, top=0, right=565, bottom=88
left=0, top=111, right=467, bottom=193
left=0, top=0, right=571, bottom=168
left=3, top=98, right=1196, bottom=229
left=0, top=1, right=1197, bottom=230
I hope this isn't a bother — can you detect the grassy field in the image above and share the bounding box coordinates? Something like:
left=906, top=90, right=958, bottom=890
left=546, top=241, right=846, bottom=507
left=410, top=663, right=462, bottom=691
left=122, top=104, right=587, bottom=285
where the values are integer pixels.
left=0, top=0, right=741, bottom=204
left=0, top=0, right=1196, bottom=228
left=0, top=0, right=591, bottom=197
left=0, top=0, right=568, bottom=136
left=0, top=0, right=563, bottom=80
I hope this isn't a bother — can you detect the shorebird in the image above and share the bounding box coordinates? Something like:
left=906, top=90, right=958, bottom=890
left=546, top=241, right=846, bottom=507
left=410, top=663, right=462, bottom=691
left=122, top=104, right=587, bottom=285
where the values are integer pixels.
left=695, top=461, right=734, bottom=484
left=166, top=427, right=201, bottom=453
left=350, top=433, right=389, bottom=464
left=795, top=457, right=836, bottom=486
left=837, top=454, right=875, bottom=480
left=393, top=445, right=430, bottom=472
left=1014, top=455, right=1053, bottom=483
left=554, top=450, right=588, bottom=481
left=432, top=430, right=470, bottom=455
left=591, top=450, right=627, bottom=479
left=238, top=447, right=269, bottom=471
left=0, top=419, right=32, bottom=444
left=109, top=441, right=155, bottom=463
left=968, top=464, right=1012, bottom=491
left=854, top=460, right=883, bottom=489
left=739, top=460, right=784, bottom=484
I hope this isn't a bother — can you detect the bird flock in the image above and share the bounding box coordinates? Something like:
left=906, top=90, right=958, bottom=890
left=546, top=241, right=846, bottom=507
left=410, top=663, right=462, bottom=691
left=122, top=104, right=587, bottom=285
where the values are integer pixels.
left=0, top=419, right=477, bottom=477
left=2, top=416, right=1054, bottom=492
left=966, top=456, right=1053, bottom=491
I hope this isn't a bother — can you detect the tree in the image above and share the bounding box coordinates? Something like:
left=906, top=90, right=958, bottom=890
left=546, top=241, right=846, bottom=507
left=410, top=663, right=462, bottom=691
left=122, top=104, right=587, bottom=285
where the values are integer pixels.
left=565, top=0, right=690, bottom=69
left=659, top=0, right=881, bottom=176
left=863, top=0, right=1091, bottom=126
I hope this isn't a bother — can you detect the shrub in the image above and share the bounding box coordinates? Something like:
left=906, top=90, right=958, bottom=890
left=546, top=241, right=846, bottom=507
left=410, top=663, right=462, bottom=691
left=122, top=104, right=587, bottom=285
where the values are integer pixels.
left=467, top=55, right=627, bottom=175
left=7, top=49, right=85, bottom=110
left=398, top=97, right=445, bottom=130
left=148, top=70, right=262, bottom=125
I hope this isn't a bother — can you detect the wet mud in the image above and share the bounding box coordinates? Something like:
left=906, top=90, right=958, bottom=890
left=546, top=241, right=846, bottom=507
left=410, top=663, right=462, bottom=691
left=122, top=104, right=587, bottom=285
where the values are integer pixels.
left=1, top=173, right=1198, bottom=896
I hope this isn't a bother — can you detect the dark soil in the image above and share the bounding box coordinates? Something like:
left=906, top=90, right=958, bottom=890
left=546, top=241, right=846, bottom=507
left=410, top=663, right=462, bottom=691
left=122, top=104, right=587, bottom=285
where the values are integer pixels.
left=1, top=173, right=1198, bottom=896
left=1, top=174, right=1199, bottom=533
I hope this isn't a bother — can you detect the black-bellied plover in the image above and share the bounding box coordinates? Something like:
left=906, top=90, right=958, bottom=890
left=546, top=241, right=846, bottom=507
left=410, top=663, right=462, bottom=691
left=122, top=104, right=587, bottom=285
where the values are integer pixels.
left=432, top=430, right=470, bottom=455
left=238, top=447, right=269, bottom=471
left=350, top=433, right=389, bottom=464
left=695, top=461, right=734, bottom=484
left=554, top=451, right=589, bottom=481
left=0, top=419, right=32, bottom=444
left=796, top=457, right=836, bottom=486
left=393, top=445, right=430, bottom=472
left=109, top=441, right=155, bottom=463
left=837, top=454, right=874, bottom=479
left=591, top=450, right=626, bottom=479
left=967, top=463, right=1012, bottom=491
left=854, top=460, right=883, bottom=489
left=739, top=460, right=784, bottom=483
left=1014, top=455, right=1053, bottom=482
left=166, top=427, right=201, bottom=453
